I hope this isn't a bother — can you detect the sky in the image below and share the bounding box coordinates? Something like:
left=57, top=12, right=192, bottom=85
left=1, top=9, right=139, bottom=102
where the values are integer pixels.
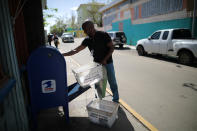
left=45, top=0, right=110, bottom=33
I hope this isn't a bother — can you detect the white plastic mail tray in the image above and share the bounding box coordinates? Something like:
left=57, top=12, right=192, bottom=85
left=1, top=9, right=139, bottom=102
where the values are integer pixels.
left=72, top=62, right=103, bottom=87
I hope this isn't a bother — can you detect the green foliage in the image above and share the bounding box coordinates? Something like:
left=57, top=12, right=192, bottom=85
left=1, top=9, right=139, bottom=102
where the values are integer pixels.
left=87, top=2, right=103, bottom=26
left=50, top=16, right=66, bottom=35
left=78, top=0, right=105, bottom=27
left=43, top=8, right=58, bottom=27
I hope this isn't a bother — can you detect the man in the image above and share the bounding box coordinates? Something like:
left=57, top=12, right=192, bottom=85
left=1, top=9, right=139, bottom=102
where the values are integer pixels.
left=47, top=33, right=53, bottom=46
left=53, top=33, right=59, bottom=48
left=62, top=21, right=119, bottom=103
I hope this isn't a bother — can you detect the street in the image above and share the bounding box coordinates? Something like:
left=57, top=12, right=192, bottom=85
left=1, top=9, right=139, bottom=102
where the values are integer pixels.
left=57, top=38, right=197, bottom=131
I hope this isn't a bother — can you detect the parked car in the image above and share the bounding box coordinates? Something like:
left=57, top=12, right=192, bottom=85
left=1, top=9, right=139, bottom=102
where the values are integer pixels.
left=136, top=28, right=197, bottom=65
left=61, top=33, right=74, bottom=43
left=107, top=31, right=127, bottom=48
left=61, top=32, right=72, bottom=39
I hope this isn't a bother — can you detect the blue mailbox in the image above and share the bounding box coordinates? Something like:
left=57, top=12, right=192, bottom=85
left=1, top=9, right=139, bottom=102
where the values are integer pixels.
left=27, top=46, right=69, bottom=124
left=27, top=46, right=91, bottom=128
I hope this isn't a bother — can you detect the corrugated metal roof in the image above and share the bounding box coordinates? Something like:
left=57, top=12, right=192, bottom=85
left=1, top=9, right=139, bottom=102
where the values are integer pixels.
left=99, top=0, right=126, bottom=12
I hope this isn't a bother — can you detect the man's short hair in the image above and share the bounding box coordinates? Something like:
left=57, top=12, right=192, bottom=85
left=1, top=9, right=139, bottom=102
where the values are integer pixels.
left=82, top=21, right=94, bottom=30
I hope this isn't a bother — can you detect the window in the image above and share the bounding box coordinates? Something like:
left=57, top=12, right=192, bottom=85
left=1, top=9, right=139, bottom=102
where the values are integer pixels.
left=108, top=33, right=113, bottom=37
left=141, top=0, right=183, bottom=19
left=117, top=12, right=120, bottom=19
left=116, top=32, right=126, bottom=38
left=151, top=32, right=161, bottom=39
left=130, top=0, right=138, bottom=3
left=172, top=29, right=192, bottom=39
left=162, top=31, right=169, bottom=40
left=103, top=14, right=116, bottom=26
left=134, top=6, right=139, bottom=19
left=124, top=10, right=130, bottom=18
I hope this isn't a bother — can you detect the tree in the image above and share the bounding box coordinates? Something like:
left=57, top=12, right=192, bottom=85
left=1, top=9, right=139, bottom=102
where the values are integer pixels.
left=87, top=2, right=103, bottom=27
left=64, top=11, right=79, bottom=30
left=50, top=16, right=66, bottom=35
left=70, top=12, right=77, bottom=29
left=43, top=7, right=58, bottom=27
left=77, top=0, right=105, bottom=27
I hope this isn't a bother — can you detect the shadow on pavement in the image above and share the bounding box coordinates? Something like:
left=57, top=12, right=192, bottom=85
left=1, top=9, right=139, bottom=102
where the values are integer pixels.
left=144, top=54, right=197, bottom=68
left=37, top=107, right=134, bottom=131
left=114, top=47, right=131, bottom=50
left=183, top=83, right=197, bottom=91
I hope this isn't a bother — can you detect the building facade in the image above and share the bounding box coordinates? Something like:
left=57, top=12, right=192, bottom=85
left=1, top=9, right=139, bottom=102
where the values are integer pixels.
left=77, top=3, right=105, bottom=27
left=100, top=0, right=197, bottom=45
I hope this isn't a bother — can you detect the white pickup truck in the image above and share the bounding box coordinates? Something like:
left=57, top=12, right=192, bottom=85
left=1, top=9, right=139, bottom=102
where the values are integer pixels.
left=136, top=28, right=197, bottom=65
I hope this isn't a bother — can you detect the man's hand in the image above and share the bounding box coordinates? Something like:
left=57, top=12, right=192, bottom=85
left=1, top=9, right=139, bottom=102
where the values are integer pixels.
left=62, top=45, right=86, bottom=56
left=100, top=59, right=107, bottom=65
left=100, top=41, right=114, bottom=65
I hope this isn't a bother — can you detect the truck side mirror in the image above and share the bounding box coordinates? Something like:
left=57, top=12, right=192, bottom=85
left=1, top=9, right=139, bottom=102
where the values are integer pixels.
left=148, top=37, right=151, bottom=40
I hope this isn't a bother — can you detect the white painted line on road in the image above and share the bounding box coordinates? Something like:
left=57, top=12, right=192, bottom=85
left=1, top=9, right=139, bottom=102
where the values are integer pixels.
left=69, top=56, right=158, bottom=131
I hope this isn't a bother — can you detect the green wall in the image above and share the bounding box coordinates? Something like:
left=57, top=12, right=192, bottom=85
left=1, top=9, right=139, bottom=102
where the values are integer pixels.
left=110, top=17, right=196, bottom=45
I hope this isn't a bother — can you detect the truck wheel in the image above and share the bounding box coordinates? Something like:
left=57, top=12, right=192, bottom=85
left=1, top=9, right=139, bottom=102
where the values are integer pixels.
left=178, top=51, right=193, bottom=65
left=119, top=44, right=123, bottom=48
left=137, top=46, right=146, bottom=56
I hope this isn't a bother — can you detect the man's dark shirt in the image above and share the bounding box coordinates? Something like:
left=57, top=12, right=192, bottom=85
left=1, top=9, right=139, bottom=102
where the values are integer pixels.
left=81, top=31, right=113, bottom=64
left=48, top=35, right=53, bottom=41
left=53, top=35, right=58, bottom=40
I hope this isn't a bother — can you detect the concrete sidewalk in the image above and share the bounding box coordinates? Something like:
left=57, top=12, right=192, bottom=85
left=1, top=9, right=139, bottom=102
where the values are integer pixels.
left=36, top=56, right=147, bottom=131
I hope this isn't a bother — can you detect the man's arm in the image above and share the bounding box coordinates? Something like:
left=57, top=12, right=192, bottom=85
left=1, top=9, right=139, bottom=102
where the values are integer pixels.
left=101, top=41, right=114, bottom=65
left=62, top=45, right=86, bottom=56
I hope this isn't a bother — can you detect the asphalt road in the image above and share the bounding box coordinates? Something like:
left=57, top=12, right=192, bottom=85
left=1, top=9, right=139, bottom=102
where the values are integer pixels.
left=57, top=38, right=197, bottom=131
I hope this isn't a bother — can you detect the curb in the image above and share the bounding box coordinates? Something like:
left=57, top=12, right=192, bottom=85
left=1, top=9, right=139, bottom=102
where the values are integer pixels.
left=124, top=45, right=136, bottom=50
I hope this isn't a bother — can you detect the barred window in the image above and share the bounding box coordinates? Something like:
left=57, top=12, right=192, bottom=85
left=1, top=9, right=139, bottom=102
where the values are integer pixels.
left=141, top=0, right=183, bottom=19
left=103, top=14, right=116, bottom=26
left=124, top=10, right=131, bottom=18
left=117, top=12, right=120, bottom=19
left=134, top=6, right=139, bottom=20
left=130, top=0, right=138, bottom=3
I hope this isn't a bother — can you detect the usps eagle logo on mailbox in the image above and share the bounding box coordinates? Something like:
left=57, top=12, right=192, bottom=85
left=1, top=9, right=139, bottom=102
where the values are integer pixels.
left=41, top=80, right=56, bottom=93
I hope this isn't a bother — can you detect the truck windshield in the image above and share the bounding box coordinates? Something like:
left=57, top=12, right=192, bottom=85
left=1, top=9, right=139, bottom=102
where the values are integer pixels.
left=108, top=33, right=113, bottom=37
left=172, top=29, right=192, bottom=39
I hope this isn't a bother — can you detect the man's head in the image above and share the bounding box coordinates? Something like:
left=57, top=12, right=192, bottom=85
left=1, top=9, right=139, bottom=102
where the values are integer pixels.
left=82, top=21, right=95, bottom=37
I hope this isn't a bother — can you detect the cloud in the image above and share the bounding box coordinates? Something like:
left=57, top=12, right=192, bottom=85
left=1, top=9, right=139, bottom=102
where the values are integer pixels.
left=70, top=6, right=78, bottom=11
